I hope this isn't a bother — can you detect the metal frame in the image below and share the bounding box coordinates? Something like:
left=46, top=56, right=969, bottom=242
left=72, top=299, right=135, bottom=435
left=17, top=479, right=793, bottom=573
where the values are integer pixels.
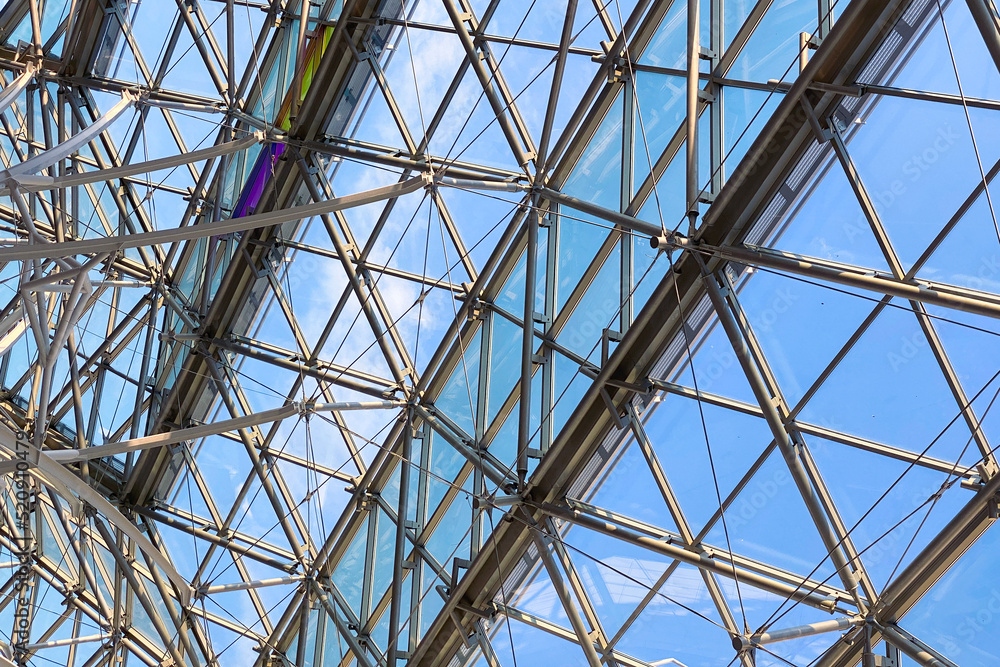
left=0, top=0, right=995, bottom=664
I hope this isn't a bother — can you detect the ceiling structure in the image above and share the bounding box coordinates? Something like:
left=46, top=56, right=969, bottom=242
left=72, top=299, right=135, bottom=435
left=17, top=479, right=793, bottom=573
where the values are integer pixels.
left=0, top=0, right=997, bottom=664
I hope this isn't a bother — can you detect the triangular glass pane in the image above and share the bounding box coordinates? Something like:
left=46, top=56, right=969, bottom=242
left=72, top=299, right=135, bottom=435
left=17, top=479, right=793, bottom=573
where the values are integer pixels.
left=841, top=98, right=1000, bottom=271
left=644, top=397, right=773, bottom=533
left=771, top=150, right=894, bottom=273
left=561, top=521, right=673, bottom=638
left=316, top=295, right=399, bottom=389
left=193, top=433, right=253, bottom=515
left=489, top=44, right=553, bottom=149
left=425, top=67, right=526, bottom=173
left=159, top=25, right=226, bottom=100
left=667, top=317, right=760, bottom=406
left=704, top=449, right=837, bottom=582
left=587, top=437, right=683, bottom=535
left=433, top=185, right=520, bottom=273
left=737, top=268, right=878, bottom=409
left=503, top=607, right=598, bottom=665
left=915, top=306, right=1000, bottom=455
left=613, top=563, right=735, bottom=665
left=799, top=302, right=986, bottom=467
left=902, top=519, right=1000, bottom=665
left=808, top=433, right=970, bottom=591
left=350, top=68, right=415, bottom=150
left=916, top=183, right=1000, bottom=290
left=891, top=0, right=1000, bottom=99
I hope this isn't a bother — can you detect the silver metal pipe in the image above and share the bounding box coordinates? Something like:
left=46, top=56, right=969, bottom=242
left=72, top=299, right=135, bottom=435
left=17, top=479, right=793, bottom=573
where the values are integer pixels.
left=199, top=576, right=303, bottom=595
left=518, top=208, right=539, bottom=488
left=529, top=528, right=603, bottom=667
left=697, top=262, right=864, bottom=607
left=540, top=502, right=839, bottom=612
left=881, top=624, right=959, bottom=667
left=733, top=616, right=858, bottom=649
left=686, top=0, right=700, bottom=223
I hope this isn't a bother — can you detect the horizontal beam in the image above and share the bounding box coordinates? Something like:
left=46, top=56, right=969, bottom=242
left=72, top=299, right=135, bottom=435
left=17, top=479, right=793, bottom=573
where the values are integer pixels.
left=6, top=93, right=136, bottom=179
left=538, top=502, right=842, bottom=612
left=8, top=133, right=263, bottom=193
left=654, top=235, right=1000, bottom=321
left=650, top=379, right=973, bottom=477
left=880, top=624, right=958, bottom=667
left=0, top=173, right=431, bottom=261
left=47, top=400, right=402, bottom=462
left=0, top=424, right=193, bottom=606
left=817, top=467, right=1000, bottom=665
left=734, top=617, right=859, bottom=649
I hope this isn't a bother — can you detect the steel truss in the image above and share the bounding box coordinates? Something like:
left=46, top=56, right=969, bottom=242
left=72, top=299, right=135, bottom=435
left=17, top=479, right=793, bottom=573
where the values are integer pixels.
left=0, top=0, right=995, bottom=664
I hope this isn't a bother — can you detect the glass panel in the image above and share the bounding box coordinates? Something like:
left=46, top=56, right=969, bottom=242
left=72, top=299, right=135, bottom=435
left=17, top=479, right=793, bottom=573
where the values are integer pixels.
left=563, top=95, right=624, bottom=211
left=903, top=522, right=1000, bottom=665
left=487, top=314, right=522, bottom=426
left=435, top=329, right=482, bottom=437
left=332, top=517, right=370, bottom=617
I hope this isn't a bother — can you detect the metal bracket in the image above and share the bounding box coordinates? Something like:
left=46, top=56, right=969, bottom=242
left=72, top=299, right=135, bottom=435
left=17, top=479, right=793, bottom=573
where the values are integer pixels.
left=466, top=299, right=484, bottom=322
left=801, top=98, right=833, bottom=143
left=356, top=492, right=377, bottom=512
left=451, top=558, right=472, bottom=589
left=601, top=328, right=623, bottom=366
left=599, top=387, right=627, bottom=430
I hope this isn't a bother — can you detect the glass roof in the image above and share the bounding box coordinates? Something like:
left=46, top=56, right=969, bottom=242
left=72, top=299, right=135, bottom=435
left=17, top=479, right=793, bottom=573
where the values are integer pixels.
left=0, top=0, right=997, bottom=664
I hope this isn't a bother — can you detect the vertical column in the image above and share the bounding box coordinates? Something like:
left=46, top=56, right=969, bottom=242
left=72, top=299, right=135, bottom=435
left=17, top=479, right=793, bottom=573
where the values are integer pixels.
left=409, top=424, right=430, bottom=652
left=387, top=408, right=414, bottom=667
left=620, top=77, right=636, bottom=330
left=517, top=209, right=540, bottom=489
left=540, top=203, right=559, bottom=454
left=818, top=0, right=834, bottom=40
left=686, top=0, right=701, bottom=233
left=710, top=0, right=724, bottom=194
